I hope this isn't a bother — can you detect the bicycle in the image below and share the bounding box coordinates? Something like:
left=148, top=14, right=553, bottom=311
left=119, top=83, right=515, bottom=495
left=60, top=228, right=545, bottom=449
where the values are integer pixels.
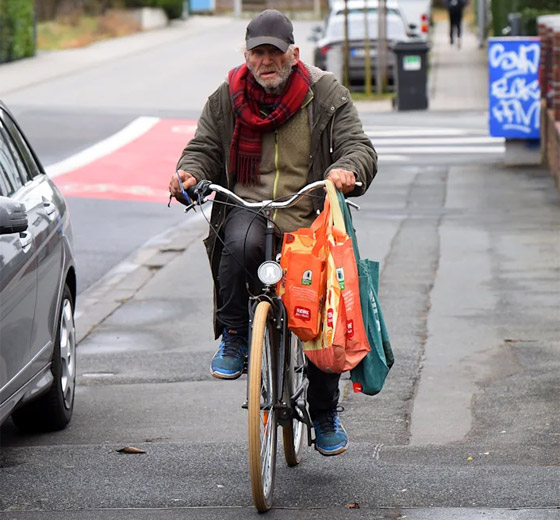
left=174, top=178, right=332, bottom=512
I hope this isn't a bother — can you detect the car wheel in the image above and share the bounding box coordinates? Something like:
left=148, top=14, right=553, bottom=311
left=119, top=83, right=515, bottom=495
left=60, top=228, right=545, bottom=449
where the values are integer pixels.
left=12, top=284, right=76, bottom=432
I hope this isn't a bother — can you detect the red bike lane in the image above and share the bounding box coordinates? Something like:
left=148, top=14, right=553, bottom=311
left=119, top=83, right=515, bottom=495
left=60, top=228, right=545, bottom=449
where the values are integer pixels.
left=51, top=118, right=197, bottom=203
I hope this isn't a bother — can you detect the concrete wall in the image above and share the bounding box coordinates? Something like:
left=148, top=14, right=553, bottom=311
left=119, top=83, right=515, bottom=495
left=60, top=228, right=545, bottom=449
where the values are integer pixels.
left=122, top=7, right=169, bottom=30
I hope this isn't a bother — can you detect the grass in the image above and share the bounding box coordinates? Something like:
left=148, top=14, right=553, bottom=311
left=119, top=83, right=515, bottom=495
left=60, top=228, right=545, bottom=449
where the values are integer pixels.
left=37, top=10, right=141, bottom=50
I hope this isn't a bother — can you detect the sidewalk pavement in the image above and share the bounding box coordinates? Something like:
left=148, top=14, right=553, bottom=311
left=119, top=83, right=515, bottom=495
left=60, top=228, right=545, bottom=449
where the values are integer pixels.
left=428, top=14, right=487, bottom=111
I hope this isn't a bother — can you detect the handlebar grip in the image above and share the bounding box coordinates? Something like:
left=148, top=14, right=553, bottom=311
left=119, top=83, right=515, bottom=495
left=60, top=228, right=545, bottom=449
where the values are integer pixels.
left=184, top=179, right=211, bottom=201
left=192, top=179, right=213, bottom=199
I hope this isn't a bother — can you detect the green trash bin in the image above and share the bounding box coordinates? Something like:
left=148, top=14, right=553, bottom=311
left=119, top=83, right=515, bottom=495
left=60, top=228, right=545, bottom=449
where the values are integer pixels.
left=393, top=41, right=430, bottom=111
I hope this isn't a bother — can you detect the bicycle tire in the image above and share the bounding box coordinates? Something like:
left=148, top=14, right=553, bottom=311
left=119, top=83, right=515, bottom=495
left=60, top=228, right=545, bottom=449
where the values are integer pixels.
left=282, top=333, right=307, bottom=466
left=248, top=301, right=277, bottom=512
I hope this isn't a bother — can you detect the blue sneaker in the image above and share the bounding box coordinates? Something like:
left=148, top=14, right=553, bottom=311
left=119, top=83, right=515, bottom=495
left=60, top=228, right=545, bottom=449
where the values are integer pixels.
left=210, top=328, right=248, bottom=380
left=313, top=409, right=349, bottom=456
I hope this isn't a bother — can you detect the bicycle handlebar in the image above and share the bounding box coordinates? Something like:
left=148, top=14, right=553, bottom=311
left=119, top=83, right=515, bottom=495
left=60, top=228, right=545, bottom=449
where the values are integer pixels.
left=188, top=179, right=328, bottom=210
left=181, top=179, right=362, bottom=212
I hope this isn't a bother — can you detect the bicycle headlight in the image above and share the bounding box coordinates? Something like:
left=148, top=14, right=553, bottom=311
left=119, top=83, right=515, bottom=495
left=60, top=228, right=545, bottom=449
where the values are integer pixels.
left=257, top=261, right=283, bottom=285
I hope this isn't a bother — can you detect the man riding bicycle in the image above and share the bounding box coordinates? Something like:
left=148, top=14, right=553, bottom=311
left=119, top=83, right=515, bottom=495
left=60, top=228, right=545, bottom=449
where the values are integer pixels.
left=169, top=9, right=377, bottom=456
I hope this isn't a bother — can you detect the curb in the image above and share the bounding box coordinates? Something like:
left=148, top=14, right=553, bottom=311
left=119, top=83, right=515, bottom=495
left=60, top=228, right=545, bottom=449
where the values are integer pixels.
left=74, top=209, right=207, bottom=345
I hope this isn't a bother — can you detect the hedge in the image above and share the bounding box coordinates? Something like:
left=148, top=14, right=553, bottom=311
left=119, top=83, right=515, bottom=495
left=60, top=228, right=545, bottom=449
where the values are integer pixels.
left=491, top=0, right=559, bottom=36
left=0, top=0, right=35, bottom=63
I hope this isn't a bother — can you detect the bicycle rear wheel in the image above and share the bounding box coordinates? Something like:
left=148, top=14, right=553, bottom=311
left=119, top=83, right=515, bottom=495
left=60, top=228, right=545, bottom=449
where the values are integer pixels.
left=248, top=301, right=277, bottom=512
left=282, top=333, right=307, bottom=466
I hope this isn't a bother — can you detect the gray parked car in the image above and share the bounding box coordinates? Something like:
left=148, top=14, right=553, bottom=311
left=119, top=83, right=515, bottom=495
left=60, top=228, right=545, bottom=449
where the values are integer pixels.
left=0, top=101, right=77, bottom=432
left=311, top=0, right=415, bottom=89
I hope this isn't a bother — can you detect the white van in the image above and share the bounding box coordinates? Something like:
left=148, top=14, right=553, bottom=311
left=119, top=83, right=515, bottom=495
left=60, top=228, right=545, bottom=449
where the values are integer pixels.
left=395, top=0, right=432, bottom=40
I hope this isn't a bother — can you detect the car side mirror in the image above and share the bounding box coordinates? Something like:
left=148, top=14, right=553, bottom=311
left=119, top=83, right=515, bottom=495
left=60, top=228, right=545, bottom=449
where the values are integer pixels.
left=0, top=196, right=28, bottom=234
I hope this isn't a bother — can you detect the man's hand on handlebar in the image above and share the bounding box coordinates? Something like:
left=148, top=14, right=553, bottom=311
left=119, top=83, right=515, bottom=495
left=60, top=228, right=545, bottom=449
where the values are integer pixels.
left=327, top=169, right=356, bottom=194
left=169, top=169, right=197, bottom=202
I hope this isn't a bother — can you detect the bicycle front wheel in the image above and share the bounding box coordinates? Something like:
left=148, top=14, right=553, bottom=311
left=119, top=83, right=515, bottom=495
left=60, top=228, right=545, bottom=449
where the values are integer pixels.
left=248, top=301, right=277, bottom=512
left=282, top=333, right=307, bottom=466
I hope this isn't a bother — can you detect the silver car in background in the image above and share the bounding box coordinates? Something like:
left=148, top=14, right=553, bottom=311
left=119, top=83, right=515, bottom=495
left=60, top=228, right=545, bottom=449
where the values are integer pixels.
left=0, top=100, right=77, bottom=433
left=311, top=0, right=415, bottom=90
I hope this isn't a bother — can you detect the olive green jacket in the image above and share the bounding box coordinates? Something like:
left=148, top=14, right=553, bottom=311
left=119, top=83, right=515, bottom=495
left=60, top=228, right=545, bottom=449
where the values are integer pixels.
left=176, top=64, right=377, bottom=338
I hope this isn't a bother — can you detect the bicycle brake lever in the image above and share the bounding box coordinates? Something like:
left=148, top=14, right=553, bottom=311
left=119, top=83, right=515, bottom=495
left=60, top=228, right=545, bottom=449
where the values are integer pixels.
left=193, top=179, right=213, bottom=198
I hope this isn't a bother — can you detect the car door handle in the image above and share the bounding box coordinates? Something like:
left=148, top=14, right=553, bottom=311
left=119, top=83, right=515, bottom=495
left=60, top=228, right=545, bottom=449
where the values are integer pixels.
left=19, top=231, right=33, bottom=251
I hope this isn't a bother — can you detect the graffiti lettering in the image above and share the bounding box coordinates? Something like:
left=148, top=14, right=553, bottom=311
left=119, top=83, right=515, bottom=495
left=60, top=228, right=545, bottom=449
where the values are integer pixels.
left=488, top=39, right=541, bottom=138
left=491, top=99, right=540, bottom=134
left=491, top=77, right=540, bottom=102
left=489, top=43, right=540, bottom=78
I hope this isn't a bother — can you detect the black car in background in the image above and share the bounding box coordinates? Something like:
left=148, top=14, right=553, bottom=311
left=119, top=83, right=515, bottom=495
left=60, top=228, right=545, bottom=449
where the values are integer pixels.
left=0, top=100, right=77, bottom=432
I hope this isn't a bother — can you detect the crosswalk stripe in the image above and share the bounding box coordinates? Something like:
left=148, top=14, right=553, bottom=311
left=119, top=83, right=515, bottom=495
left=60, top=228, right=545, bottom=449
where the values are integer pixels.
left=364, top=125, right=506, bottom=162
left=375, top=145, right=505, bottom=154
left=371, top=136, right=503, bottom=145
left=365, top=128, right=472, bottom=137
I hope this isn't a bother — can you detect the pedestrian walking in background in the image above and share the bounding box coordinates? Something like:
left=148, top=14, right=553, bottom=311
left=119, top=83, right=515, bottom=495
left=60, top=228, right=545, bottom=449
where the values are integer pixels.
left=447, top=0, right=467, bottom=48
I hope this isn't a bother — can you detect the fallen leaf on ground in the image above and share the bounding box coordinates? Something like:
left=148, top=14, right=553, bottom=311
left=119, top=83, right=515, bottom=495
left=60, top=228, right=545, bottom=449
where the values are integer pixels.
left=116, top=446, right=146, bottom=454
left=345, top=502, right=360, bottom=509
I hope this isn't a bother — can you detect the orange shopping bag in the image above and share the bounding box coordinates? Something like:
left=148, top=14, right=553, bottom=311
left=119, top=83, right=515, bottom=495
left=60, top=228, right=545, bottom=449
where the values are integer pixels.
left=303, top=181, right=370, bottom=373
left=278, top=202, right=330, bottom=341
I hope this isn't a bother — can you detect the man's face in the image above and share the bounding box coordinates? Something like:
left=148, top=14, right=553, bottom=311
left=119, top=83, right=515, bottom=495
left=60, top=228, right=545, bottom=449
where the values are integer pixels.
left=246, top=44, right=300, bottom=94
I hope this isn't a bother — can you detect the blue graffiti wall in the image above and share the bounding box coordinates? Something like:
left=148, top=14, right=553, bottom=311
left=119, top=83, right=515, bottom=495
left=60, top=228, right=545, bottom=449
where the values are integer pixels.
left=488, top=37, right=541, bottom=139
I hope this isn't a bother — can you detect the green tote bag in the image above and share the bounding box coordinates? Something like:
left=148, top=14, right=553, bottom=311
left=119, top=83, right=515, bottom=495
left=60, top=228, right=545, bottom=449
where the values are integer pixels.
left=337, top=192, right=394, bottom=395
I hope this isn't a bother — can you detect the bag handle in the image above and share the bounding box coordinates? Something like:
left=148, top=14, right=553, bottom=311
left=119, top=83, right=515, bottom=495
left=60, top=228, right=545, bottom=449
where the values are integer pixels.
left=325, top=179, right=346, bottom=235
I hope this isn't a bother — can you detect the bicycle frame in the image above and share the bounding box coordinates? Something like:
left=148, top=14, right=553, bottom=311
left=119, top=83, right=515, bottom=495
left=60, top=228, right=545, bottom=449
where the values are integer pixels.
left=174, top=178, right=361, bottom=511
left=246, top=205, right=313, bottom=440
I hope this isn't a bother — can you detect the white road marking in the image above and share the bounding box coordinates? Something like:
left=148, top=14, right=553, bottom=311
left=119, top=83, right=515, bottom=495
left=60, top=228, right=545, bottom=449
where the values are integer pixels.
left=45, top=116, right=160, bottom=178
left=366, top=128, right=472, bottom=137
left=372, top=136, right=504, bottom=145
left=375, top=146, right=505, bottom=154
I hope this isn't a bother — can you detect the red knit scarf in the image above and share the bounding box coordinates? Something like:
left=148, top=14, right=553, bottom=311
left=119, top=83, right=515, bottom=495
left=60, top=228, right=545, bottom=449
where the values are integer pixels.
left=228, top=62, right=311, bottom=185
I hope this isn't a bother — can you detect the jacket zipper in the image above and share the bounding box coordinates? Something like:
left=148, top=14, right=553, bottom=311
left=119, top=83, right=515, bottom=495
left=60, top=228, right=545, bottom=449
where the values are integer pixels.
left=329, top=110, right=336, bottom=154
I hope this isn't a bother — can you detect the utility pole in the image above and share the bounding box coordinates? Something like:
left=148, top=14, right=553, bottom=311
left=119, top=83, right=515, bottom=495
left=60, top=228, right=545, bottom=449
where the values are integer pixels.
left=364, top=3, right=371, bottom=95
left=375, top=0, right=387, bottom=95
left=343, top=0, right=350, bottom=88
left=477, top=0, right=487, bottom=48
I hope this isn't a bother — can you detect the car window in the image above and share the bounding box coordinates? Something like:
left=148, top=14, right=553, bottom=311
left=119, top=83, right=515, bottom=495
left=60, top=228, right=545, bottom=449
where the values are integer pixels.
left=0, top=122, right=27, bottom=196
left=2, top=114, right=41, bottom=180
left=325, top=13, right=408, bottom=41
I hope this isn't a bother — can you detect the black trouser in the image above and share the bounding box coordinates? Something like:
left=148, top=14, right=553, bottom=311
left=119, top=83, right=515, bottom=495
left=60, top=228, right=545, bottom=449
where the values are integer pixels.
left=216, top=207, right=340, bottom=419
left=449, top=7, right=463, bottom=42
